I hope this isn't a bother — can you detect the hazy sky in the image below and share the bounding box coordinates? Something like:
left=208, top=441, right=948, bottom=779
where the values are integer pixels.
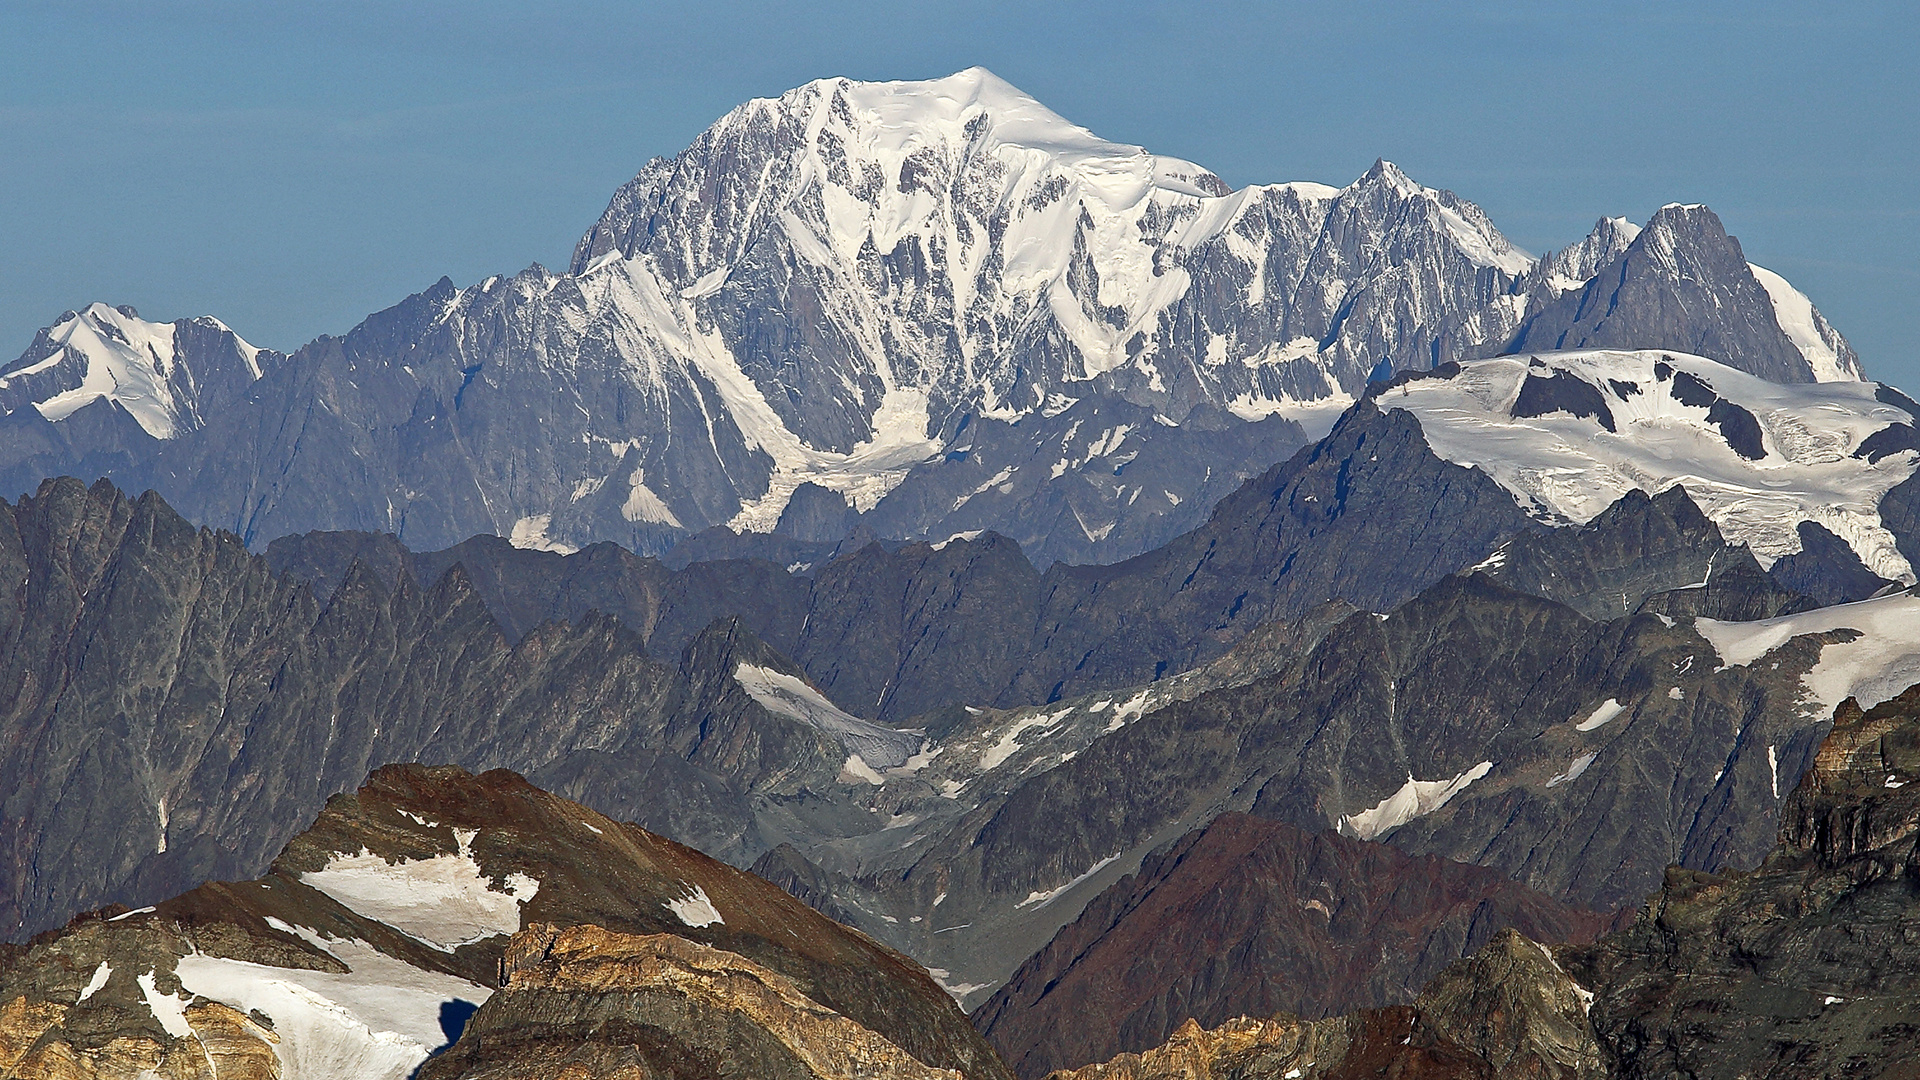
left=3, top=1, right=1915, bottom=384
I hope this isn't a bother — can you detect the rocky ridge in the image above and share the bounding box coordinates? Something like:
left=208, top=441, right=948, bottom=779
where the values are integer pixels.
left=418, top=925, right=961, bottom=1080
left=0, top=764, right=1007, bottom=1080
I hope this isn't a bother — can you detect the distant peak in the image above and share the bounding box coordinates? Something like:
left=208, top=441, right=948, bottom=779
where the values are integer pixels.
left=1357, top=158, right=1421, bottom=196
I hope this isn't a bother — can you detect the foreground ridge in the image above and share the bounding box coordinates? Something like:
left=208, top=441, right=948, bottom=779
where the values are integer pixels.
left=1047, top=681, right=1920, bottom=1078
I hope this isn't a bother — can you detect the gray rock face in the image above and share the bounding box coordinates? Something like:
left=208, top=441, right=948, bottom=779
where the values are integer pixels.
left=0, top=72, right=1863, bottom=565
left=1766, top=520, right=1894, bottom=607
left=735, top=568, right=1837, bottom=1010
left=1502, top=205, right=1846, bottom=383
left=264, top=402, right=1541, bottom=723
left=0, top=478, right=875, bottom=941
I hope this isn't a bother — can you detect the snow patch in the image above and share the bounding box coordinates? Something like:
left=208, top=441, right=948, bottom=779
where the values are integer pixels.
left=979, top=708, right=1070, bottom=770
left=924, top=967, right=993, bottom=1000
left=1015, top=852, right=1120, bottom=909
left=78, top=961, right=111, bottom=1003
left=1694, top=592, right=1920, bottom=718
left=1575, top=699, right=1626, bottom=731
left=1546, top=752, right=1599, bottom=789
left=299, top=847, right=539, bottom=952
left=137, top=969, right=192, bottom=1038
left=1339, top=762, right=1494, bottom=840
left=621, top=468, right=683, bottom=527
left=509, top=514, right=577, bottom=554
left=1750, top=263, right=1861, bottom=382
left=176, top=931, right=489, bottom=1080
left=733, top=662, right=922, bottom=769
left=665, top=884, right=724, bottom=928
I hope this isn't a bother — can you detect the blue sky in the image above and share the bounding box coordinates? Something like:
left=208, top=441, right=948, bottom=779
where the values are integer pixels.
left=3, top=1, right=1915, bottom=384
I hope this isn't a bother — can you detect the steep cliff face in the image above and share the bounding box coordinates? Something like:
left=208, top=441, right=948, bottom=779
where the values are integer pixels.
left=1573, top=681, right=1920, bottom=1077
left=0, top=765, right=1009, bottom=1080
left=1504, top=206, right=1859, bottom=384
left=975, top=815, right=1616, bottom=1078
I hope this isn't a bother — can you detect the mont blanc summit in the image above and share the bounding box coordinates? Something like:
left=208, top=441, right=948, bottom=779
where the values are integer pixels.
left=0, top=69, right=1866, bottom=565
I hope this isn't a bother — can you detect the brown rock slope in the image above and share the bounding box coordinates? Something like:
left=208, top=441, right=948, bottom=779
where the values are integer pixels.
left=0, top=764, right=1009, bottom=1080
left=976, top=814, right=1616, bottom=1078
left=1046, top=928, right=1605, bottom=1080
left=419, top=924, right=961, bottom=1080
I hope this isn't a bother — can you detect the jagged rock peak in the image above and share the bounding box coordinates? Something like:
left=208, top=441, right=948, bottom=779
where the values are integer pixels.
left=1537, top=216, right=1642, bottom=296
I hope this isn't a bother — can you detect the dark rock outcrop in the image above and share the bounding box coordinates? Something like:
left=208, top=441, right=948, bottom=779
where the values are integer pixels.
left=1766, top=520, right=1894, bottom=607
left=1573, top=682, right=1920, bottom=1076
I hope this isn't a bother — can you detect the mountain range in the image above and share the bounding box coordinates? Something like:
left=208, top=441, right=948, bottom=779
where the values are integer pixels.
left=0, top=69, right=1866, bottom=568
left=2, top=65, right=1918, bottom=1079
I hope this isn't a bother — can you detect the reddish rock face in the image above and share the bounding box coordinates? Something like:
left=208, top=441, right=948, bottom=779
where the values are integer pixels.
left=1040, top=929, right=1607, bottom=1080
left=976, top=814, right=1617, bottom=1078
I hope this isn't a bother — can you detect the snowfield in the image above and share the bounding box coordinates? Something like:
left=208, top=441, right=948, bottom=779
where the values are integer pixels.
left=177, top=920, right=490, bottom=1080
left=1695, top=591, right=1920, bottom=719
left=299, top=834, right=538, bottom=952
left=1384, top=350, right=1919, bottom=579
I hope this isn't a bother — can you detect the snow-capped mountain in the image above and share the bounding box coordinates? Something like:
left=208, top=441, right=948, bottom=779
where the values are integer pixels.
left=0, top=302, right=276, bottom=439
left=0, top=69, right=1871, bottom=561
left=1381, top=349, right=1914, bottom=579
left=1503, top=204, right=1864, bottom=383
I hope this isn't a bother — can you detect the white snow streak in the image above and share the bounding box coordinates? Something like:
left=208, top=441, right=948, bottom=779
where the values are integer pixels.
left=1339, top=762, right=1494, bottom=840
